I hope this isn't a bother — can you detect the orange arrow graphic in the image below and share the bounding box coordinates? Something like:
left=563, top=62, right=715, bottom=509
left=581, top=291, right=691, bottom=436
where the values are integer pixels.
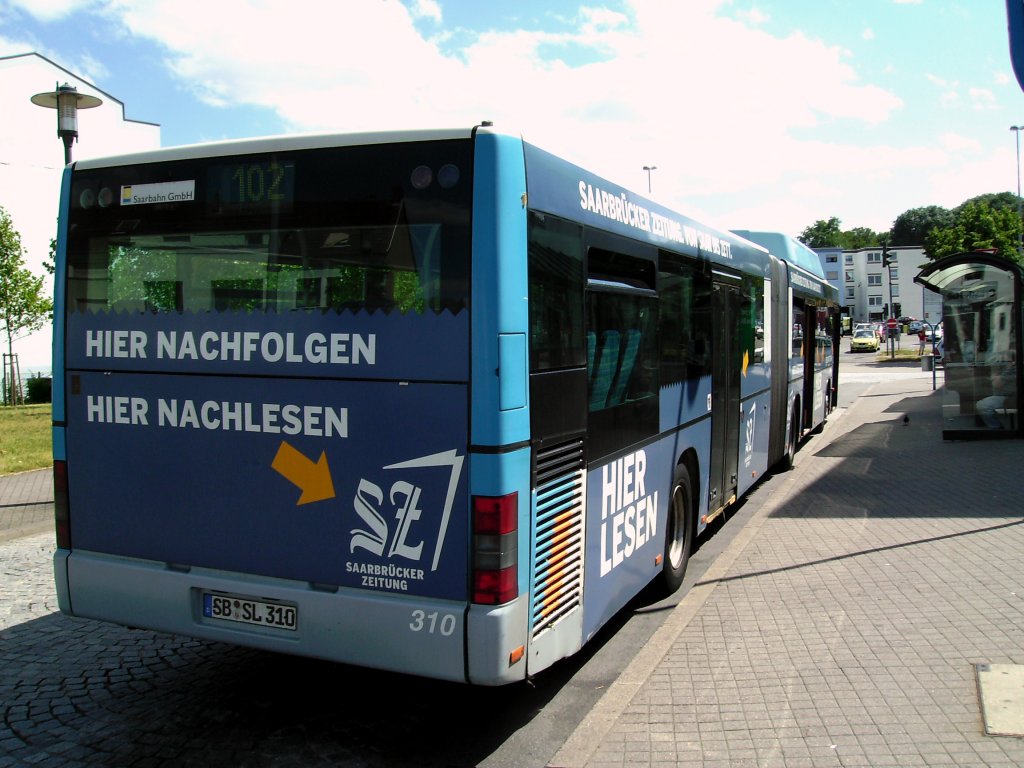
left=271, top=441, right=335, bottom=505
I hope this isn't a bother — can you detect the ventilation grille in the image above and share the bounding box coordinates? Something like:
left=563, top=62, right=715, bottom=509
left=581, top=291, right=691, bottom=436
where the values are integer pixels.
left=531, top=439, right=585, bottom=639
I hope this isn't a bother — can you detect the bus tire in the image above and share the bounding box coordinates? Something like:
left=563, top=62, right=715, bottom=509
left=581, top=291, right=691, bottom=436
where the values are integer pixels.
left=812, top=381, right=831, bottom=433
left=661, top=464, right=694, bottom=594
left=780, top=403, right=799, bottom=472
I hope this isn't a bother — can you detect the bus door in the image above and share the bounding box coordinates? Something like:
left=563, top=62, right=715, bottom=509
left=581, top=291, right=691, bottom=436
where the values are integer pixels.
left=709, top=275, right=742, bottom=514
left=801, top=301, right=817, bottom=427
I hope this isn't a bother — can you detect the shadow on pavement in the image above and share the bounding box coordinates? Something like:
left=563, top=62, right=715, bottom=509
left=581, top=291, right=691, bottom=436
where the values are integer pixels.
left=774, top=389, right=1024, bottom=519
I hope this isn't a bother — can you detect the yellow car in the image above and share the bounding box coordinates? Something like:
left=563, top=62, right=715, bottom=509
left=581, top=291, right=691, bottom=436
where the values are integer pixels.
left=850, top=328, right=880, bottom=352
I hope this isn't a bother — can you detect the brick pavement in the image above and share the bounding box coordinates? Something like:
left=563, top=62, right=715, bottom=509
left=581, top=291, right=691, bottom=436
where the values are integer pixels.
left=553, top=373, right=1024, bottom=767
left=0, top=468, right=53, bottom=543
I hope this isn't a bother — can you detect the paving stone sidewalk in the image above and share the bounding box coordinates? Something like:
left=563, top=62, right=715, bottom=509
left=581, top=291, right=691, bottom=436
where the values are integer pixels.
left=0, top=468, right=53, bottom=543
left=553, top=374, right=1024, bottom=768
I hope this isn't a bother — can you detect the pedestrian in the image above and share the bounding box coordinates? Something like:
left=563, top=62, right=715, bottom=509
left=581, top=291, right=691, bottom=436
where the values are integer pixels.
left=918, top=327, right=926, bottom=355
left=976, top=362, right=1016, bottom=428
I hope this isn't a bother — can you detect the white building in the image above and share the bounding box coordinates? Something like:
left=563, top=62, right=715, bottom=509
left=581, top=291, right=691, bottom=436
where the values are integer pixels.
left=0, top=52, right=160, bottom=371
left=816, top=244, right=943, bottom=328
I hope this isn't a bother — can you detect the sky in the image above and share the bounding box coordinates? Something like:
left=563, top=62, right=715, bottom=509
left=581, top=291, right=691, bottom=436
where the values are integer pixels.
left=2, top=0, right=1023, bottom=234
left=2, top=0, right=1023, bottom=236
left=1, top=0, right=1023, bottom=369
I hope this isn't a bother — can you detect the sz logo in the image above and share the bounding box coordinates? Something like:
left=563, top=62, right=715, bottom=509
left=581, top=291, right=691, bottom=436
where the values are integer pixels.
left=349, top=449, right=464, bottom=573
left=744, top=403, right=757, bottom=466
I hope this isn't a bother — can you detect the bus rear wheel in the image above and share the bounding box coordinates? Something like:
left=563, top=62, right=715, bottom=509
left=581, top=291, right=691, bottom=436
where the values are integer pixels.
left=779, top=402, right=799, bottom=472
left=661, top=464, right=694, bottom=594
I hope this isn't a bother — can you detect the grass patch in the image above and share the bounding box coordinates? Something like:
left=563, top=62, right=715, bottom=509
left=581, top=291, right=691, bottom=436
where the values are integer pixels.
left=0, top=404, right=52, bottom=475
left=874, top=346, right=932, bottom=361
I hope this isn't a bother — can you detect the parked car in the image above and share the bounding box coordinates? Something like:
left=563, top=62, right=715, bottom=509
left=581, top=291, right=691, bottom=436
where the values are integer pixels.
left=850, top=328, right=880, bottom=352
left=908, top=321, right=923, bottom=333
left=927, top=324, right=944, bottom=342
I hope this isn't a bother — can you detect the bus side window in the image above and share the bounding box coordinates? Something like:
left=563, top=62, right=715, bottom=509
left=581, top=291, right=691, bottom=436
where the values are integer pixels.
left=527, top=214, right=585, bottom=372
left=792, top=301, right=806, bottom=360
left=590, top=330, right=621, bottom=410
left=658, top=250, right=712, bottom=386
left=608, top=329, right=641, bottom=406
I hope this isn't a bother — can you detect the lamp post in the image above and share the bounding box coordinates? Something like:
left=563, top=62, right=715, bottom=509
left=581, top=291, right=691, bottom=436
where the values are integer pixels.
left=643, top=165, right=657, bottom=193
left=31, top=82, right=102, bottom=165
left=1011, top=125, right=1024, bottom=256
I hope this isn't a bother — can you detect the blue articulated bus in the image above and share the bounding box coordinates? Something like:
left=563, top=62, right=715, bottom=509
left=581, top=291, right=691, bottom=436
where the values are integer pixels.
left=51, top=124, right=839, bottom=685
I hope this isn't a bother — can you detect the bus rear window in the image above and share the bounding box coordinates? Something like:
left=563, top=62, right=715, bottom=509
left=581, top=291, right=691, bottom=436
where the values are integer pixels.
left=65, top=141, right=472, bottom=316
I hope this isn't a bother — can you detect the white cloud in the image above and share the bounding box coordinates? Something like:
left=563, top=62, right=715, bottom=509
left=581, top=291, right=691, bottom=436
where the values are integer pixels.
left=862, top=27, right=875, bottom=41
left=4, top=0, right=99, bottom=22
left=0, top=34, right=31, bottom=56
left=65, top=0, right=910, bottom=235
left=930, top=146, right=1018, bottom=206
left=735, top=7, right=770, bottom=26
left=410, top=0, right=441, bottom=23
left=75, top=51, right=108, bottom=82
left=968, top=87, right=997, bottom=110
left=0, top=28, right=107, bottom=84
left=940, top=132, right=982, bottom=153
left=28, top=0, right=1001, bottom=235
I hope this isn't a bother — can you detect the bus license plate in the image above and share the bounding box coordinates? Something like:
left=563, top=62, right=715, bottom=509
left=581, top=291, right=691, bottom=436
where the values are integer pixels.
left=202, top=592, right=298, bottom=631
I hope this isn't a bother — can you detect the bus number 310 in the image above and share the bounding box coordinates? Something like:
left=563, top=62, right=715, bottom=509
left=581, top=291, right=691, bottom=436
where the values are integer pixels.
left=409, top=609, right=457, bottom=636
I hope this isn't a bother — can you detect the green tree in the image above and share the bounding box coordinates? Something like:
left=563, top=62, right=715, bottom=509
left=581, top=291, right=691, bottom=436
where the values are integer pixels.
left=922, top=201, right=1022, bottom=262
left=44, top=237, right=55, bottom=275
left=958, top=191, right=1019, bottom=213
left=841, top=227, right=883, bottom=249
left=889, top=205, right=955, bottom=246
left=798, top=217, right=844, bottom=247
left=0, top=206, right=54, bottom=405
left=799, top=217, right=884, bottom=249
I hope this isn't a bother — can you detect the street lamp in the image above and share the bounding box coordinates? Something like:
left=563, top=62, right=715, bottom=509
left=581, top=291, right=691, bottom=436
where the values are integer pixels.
left=1011, top=125, right=1024, bottom=256
left=31, top=82, right=102, bottom=165
left=643, top=165, right=657, bottom=193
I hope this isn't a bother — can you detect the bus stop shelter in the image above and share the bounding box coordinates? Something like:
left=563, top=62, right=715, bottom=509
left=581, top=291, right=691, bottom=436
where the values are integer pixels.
left=915, top=251, right=1023, bottom=440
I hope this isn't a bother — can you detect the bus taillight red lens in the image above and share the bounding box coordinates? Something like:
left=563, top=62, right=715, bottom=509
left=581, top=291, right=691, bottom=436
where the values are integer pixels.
left=472, top=493, right=517, bottom=535
left=54, top=460, right=71, bottom=549
left=472, top=493, right=518, bottom=605
left=473, top=565, right=517, bottom=605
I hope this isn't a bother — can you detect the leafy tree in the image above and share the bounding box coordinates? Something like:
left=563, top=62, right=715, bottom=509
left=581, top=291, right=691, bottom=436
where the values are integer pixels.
left=889, top=205, right=955, bottom=246
left=44, top=237, right=55, bottom=275
left=0, top=206, right=54, bottom=405
left=798, top=217, right=844, bottom=247
left=799, top=218, right=884, bottom=249
left=958, top=192, right=1019, bottom=213
left=841, top=227, right=882, bottom=249
left=922, top=201, right=1022, bottom=263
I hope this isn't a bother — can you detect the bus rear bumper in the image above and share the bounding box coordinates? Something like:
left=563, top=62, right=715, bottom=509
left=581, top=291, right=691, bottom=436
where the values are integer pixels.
left=55, top=548, right=469, bottom=683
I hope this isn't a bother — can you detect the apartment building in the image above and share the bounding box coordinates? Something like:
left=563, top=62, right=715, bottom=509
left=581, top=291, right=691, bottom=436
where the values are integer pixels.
left=816, top=244, right=943, bottom=327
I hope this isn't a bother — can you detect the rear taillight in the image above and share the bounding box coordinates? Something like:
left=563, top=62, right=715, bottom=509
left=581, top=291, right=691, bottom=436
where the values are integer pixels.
left=53, top=460, right=71, bottom=549
left=472, top=493, right=518, bottom=605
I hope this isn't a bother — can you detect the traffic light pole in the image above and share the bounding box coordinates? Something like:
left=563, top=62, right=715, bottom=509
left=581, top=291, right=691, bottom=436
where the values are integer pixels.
left=883, top=243, right=895, bottom=358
